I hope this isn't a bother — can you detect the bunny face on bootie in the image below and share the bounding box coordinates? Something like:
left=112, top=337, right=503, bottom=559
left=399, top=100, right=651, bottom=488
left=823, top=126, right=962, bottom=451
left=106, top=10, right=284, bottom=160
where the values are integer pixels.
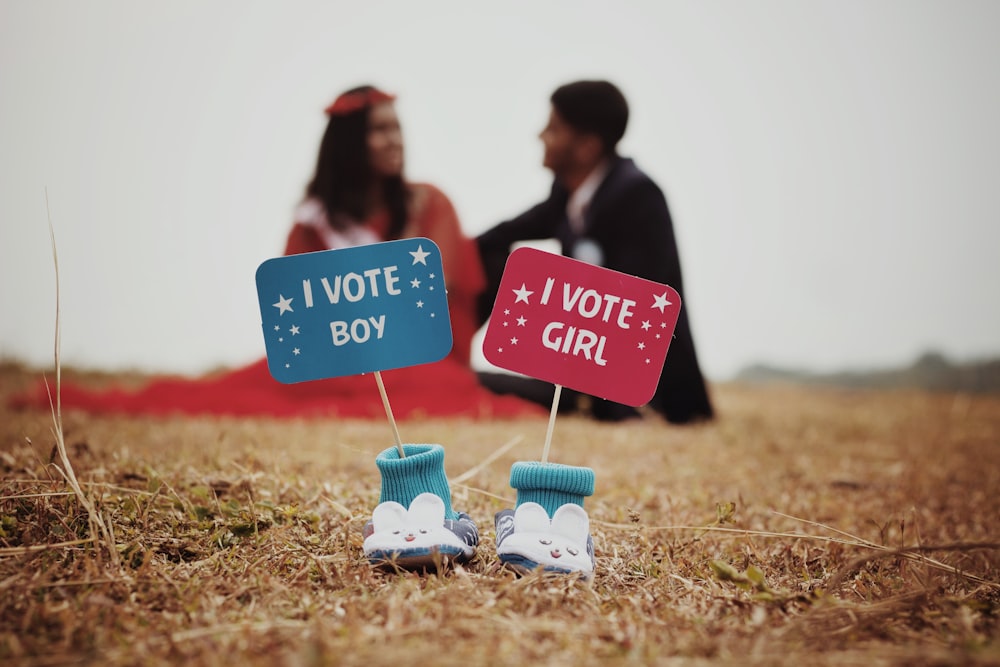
left=495, top=502, right=594, bottom=578
left=363, top=492, right=475, bottom=568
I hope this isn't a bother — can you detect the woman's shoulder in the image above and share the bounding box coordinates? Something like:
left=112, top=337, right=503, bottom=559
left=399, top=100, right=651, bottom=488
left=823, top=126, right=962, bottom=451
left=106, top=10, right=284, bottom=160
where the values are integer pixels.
left=408, top=181, right=448, bottom=196
left=407, top=182, right=456, bottom=219
left=293, top=197, right=328, bottom=228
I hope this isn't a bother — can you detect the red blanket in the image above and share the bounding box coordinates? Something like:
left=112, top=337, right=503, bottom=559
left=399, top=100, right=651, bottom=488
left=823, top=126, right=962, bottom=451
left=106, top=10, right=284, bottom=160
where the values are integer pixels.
left=10, top=358, right=545, bottom=420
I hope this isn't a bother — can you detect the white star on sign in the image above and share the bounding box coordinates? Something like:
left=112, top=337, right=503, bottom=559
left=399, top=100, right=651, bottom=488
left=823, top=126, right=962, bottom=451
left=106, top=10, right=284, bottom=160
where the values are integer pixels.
left=517, top=316, right=527, bottom=327
left=410, top=245, right=431, bottom=265
left=411, top=278, right=421, bottom=288
left=429, top=273, right=436, bottom=279
left=273, top=294, right=294, bottom=315
left=641, top=320, right=651, bottom=331
left=293, top=348, right=301, bottom=356
left=512, top=283, right=534, bottom=304
left=645, top=358, right=651, bottom=364
left=510, top=337, right=519, bottom=345
left=416, top=300, right=424, bottom=308
left=504, top=309, right=510, bottom=316
left=290, top=325, right=300, bottom=335
left=638, top=342, right=646, bottom=350
left=273, top=325, right=280, bottom=331
left=651, top=292, right=672, bottom=313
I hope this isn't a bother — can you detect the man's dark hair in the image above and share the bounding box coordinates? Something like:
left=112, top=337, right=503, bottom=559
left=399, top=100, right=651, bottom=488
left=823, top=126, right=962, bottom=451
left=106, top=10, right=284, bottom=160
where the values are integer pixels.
left=550, top=80, right=629, bottom=155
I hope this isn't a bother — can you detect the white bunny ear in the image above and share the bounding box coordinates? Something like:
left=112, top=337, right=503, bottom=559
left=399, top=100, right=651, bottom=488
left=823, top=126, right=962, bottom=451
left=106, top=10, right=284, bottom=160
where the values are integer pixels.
left=550, top=504, right=590, bottom=544
left=371, top=501, right=408, bottom=532
left=407, top=493, right=446, bottom=525
left=513, top=502, right=552, bottom=533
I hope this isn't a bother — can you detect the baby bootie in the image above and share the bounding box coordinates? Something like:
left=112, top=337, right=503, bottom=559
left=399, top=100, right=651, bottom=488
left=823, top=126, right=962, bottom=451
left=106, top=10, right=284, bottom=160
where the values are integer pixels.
left=494, top=461, right=595, bottom=579
left=362, top=444, right=478, bottom=570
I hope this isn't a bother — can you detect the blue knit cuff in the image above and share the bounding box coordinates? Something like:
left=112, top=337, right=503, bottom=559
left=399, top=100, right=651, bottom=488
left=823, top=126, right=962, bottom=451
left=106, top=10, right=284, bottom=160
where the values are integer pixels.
left=375, top=444, right=456, bottom=520
left=509, top=461, right=595, bottom=518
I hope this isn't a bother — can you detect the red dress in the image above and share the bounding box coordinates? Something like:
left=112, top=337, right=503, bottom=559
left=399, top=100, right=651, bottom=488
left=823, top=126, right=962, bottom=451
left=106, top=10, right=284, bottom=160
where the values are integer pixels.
left=10, top=185, right=544, bottom=420
left=284, top=183, right=483, bottom=366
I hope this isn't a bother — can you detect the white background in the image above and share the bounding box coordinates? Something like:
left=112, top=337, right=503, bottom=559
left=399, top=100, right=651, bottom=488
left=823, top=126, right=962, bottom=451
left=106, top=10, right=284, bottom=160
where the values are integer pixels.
left=2, top=0, right=998, bottom=380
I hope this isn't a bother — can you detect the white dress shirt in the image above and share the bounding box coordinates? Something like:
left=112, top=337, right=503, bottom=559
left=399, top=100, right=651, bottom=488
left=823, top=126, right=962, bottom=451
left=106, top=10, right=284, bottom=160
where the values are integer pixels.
left=565, top=159, right=611, bottom=235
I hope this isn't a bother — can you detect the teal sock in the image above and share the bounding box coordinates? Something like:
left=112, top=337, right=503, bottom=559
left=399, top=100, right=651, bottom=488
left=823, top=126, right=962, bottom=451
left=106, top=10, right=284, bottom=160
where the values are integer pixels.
left=375, top=444, right=457, bottom=520
left=509, top=461, right=595, bottom=518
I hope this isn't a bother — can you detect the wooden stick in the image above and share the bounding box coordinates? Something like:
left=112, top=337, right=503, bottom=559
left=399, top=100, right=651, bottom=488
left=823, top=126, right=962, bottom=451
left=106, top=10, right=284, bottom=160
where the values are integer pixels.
left=540, top=384, right=562, bottom=463
left=374, top=371, right=404, bottom=457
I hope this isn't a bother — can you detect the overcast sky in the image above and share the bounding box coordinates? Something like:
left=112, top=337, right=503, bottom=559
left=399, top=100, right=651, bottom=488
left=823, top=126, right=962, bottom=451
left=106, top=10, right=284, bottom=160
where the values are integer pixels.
left=2, top=0, right=998, bottom=381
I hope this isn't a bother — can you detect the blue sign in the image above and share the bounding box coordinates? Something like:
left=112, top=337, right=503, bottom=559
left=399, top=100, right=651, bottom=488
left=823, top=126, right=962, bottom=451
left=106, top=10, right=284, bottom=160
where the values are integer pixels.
left=255, top=238, right=453, bottom=383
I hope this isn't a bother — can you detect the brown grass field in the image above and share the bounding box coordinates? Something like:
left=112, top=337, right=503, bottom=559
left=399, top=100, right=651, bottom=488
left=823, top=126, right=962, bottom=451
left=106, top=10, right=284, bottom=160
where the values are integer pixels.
left=1, top=363, right=998, bottom=666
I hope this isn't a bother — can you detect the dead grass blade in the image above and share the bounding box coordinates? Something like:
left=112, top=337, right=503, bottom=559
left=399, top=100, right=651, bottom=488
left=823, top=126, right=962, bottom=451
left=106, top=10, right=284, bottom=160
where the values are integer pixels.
left=775, top=511, right=1000, bottom=589
left=0, top=492, right=76, bottom=501
left=43, top=193, right=120, bottom=569
left=0, top=538, right=97, bottom=557
left=450, top=483, right=514, bottom=504
left=449, top=434, right=523, bottom=485
left=594, top=515, right=1000, bottom=590
left=169, top=619, right=309, bottom=643
left=825, top=542, right=1000, bottom=590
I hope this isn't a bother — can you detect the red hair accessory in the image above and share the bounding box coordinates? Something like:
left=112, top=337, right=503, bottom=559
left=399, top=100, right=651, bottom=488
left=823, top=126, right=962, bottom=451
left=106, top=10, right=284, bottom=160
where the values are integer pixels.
left=324, top=88, right=396, bottom=116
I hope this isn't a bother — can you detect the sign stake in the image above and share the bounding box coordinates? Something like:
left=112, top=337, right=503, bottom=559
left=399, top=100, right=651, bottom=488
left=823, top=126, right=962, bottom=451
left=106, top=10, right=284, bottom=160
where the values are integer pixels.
left=540, top=383, right=562, bottom=464
left=374, top=370, right=404, bottom=457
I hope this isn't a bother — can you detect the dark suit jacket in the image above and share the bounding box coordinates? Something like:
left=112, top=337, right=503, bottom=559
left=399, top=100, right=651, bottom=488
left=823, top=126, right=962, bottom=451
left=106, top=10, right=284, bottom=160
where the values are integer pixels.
left=476, top=156, right=713, bottom=423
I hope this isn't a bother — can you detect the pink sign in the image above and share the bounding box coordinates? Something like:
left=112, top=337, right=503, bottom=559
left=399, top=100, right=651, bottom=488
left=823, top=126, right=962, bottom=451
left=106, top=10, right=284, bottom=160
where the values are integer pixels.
left=483, top=247, right=681, bottom=406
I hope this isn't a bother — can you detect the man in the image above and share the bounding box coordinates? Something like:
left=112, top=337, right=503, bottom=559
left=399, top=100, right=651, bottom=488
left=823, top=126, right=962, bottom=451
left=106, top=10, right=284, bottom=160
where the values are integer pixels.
left=476, top=80, right=713, bottom=423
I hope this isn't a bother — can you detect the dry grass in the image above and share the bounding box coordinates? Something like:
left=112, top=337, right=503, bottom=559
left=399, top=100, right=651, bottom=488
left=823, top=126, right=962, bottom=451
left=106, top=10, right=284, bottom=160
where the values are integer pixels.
left=1, top=363, right=998, bottom=666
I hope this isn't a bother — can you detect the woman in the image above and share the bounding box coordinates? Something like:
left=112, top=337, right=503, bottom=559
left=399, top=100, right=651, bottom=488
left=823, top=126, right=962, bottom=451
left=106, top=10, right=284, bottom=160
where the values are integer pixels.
left=285, top=85, right=483, bottom=364
left=10, top=87, right=541, bottom=419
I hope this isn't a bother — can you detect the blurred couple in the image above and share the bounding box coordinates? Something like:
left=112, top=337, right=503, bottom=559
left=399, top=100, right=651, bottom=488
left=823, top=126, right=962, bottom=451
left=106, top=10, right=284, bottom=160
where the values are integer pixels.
left=287, top=80, right=713, bottom=424
left=13, top=80, right=713, bottom=423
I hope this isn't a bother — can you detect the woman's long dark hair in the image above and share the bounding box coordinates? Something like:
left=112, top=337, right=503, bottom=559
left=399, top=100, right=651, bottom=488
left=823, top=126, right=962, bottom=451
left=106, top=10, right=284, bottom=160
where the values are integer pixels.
left=305, top=85, right=408, bottom=238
